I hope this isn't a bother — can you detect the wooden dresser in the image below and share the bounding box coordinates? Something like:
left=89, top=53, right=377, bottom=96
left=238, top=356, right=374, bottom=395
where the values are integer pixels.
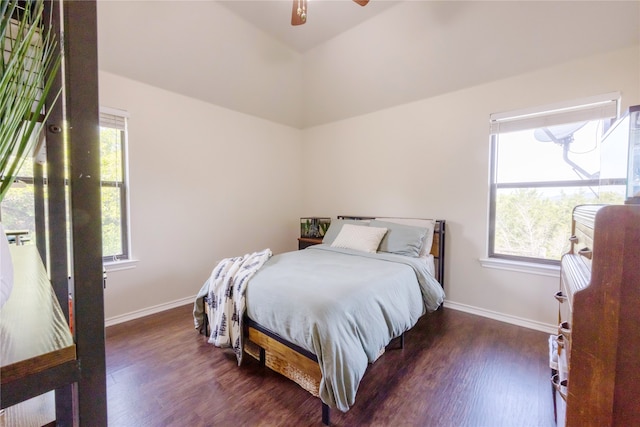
left=552, top=204, right=640, bottom=426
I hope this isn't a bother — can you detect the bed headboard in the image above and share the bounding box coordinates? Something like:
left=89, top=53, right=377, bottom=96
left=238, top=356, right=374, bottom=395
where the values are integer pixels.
left=337, top=216, right=446, bottom=287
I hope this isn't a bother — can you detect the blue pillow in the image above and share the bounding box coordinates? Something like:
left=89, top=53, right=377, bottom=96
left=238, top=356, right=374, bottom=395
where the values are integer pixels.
left=369, top=220, right=427, bottom=257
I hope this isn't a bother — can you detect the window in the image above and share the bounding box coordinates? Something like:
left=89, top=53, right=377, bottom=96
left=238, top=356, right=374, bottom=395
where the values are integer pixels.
left=100, top=108, right=130, bottom=262
left=0, top=160, right=36, bottom=245
left=1, top=108, right=131, bottom=263
left=488, top=93, right=624, bottom=264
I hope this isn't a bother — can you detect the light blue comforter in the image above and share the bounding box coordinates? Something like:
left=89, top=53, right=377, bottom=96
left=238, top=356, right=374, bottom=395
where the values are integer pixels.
left=245, top=244, right=445, bottom=412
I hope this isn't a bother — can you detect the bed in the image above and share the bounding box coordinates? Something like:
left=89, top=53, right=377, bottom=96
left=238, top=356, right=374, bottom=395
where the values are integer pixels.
left=194, top=216, right=446, bottom=424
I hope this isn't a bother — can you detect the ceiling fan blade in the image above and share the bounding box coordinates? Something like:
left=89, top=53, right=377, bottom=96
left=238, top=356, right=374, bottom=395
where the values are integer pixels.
left=353, top=0, right=369, bottom=6
left=291, top=0, right=307, bottom=26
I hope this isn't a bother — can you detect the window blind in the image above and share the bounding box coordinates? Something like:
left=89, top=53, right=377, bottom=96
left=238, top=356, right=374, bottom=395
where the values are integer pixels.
left=99, top=107, right=128, bottom=130
left=490, top=92, right=620, bottom=135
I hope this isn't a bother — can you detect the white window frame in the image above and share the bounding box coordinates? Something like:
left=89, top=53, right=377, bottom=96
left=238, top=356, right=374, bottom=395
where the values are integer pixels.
left=100, top=107, right=135, bottom=269
left=484, top=93, right=621, bottom=270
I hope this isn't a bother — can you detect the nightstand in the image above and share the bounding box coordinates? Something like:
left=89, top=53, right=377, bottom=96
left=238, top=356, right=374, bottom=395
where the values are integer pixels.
left=298, top=237, right=323, bottom=250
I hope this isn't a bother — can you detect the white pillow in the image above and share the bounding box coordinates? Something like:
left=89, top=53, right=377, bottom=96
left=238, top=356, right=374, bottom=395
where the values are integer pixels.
left=331, top=224, right=388, bottom=253
left=322, top=219, right=370, bottom=245
left=374, top=218, right=436, bottom=258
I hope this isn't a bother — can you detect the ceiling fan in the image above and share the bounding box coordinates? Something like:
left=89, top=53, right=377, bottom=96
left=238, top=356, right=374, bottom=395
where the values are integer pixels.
left=291, top=0, right=370, bottom=26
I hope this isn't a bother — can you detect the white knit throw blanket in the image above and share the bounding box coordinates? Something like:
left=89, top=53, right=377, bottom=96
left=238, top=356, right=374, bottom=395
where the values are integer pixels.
left=206, top=248, right=272, bottom=365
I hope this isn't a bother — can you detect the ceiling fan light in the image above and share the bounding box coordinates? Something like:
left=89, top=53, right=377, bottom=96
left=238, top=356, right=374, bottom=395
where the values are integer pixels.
left=293, top=0, right=307, bottom=23
left=292, top=0, right=368, bottom=26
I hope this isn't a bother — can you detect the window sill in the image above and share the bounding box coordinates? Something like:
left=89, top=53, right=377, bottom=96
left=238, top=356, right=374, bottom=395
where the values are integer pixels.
left=479, top=257, right=560, bottom=278
left=104, top=258, right=138, bottom=272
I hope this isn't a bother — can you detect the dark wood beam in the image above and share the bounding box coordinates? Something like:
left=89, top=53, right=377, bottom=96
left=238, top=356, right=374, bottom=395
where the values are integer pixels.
left=63, top=1, right=107, bottom=425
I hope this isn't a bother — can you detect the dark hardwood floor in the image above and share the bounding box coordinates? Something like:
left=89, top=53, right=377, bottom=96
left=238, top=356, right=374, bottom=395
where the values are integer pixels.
left=105, top=304, right=556, bottom=427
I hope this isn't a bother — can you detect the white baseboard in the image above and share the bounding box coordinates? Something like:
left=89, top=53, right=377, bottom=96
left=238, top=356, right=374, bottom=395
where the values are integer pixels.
left=443, top=300, right=557, bottom=335
left=104, top=295, right=556, bottom=335
left=105, top=295, right=195, bottom=327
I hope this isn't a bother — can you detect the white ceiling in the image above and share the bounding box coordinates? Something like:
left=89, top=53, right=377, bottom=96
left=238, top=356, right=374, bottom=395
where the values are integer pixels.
left=217, top=0, right=402, bottom=53
left=97, top=1, right=640, bottom=129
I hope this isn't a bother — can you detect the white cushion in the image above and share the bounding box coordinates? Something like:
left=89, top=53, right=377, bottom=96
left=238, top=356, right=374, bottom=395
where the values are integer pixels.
left=322, top=219, right=370, bottom=245
left=330, top=224, right=388, bottom=253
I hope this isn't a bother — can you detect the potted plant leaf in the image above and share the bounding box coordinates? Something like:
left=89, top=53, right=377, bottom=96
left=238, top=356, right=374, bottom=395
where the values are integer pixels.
left=1, top=0, right=62, bottom=307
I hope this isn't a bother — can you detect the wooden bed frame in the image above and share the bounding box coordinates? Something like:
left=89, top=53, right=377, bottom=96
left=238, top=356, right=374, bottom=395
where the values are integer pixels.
left=204, top=217, right=446, bottom=425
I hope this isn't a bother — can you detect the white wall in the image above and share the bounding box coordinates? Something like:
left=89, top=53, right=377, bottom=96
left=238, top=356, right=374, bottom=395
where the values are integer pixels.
left=300, top=46, right=640, bottom=330
left=100, top=46, right=639, bottom=329
left=99, top=71, right=303, bottom=321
